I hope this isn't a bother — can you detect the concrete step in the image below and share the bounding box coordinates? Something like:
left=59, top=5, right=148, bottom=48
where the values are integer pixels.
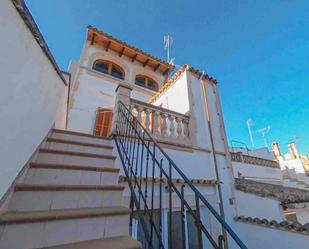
left=8, top=184, right=124, bottom=211
left=43, top=138, right=113, bottom=155
left=20, top=163, right=119, bottom=185
left=36, top=149, right=116, bottom=168
left=51, top=129, right=113, bottom=147
left=38, top=235, right=142, bottom=249
left=0, top=207, right=130, bottom=249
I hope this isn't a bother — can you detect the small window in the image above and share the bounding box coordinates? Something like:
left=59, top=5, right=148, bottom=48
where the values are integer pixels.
left=135, top=75, right=158, bottom=91
left=92, top=60, right=124, bottom=80
left=111, top=65, right=123, bottom=79
left=93, top=61, right=109, bottom=74
left=135, top=76, right=146, bottom=88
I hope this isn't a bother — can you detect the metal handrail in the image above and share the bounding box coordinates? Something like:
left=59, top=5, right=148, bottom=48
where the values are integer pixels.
left=114, top=101, right=248, bottom=249
left=230, top=140, right=250, bottom=155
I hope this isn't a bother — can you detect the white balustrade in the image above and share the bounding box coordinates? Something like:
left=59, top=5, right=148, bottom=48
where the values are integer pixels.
left=130, top=98, right=190, bottom=143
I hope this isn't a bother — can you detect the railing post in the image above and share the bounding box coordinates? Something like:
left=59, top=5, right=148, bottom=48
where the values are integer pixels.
left=176, top=117, right=183, bottom=141
left=161, top=113, right=168, bottom=137
left=112, top=83, right=132, bottom=135
left=168, top=115, right=176, bottom=139
left=153, top=111, right=161, bottom=137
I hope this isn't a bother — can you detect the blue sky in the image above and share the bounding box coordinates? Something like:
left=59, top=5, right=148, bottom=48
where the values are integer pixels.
left=25, top=0, right=309, bottom=155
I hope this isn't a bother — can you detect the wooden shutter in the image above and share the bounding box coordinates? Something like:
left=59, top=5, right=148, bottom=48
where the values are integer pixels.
left=94, top=108, right=113, bottom=137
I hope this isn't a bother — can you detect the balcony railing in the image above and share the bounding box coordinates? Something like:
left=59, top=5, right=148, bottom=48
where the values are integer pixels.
left=114, top=101, right=248, bottom=249
left=230, top=152, right=280, bottom=168
left=130, top=98, right=190, bottom=144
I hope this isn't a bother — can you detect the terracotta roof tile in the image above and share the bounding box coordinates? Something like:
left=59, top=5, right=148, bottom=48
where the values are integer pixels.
left=235, top=216, right=309, bottom=235
left=118, top=176, right=220, bottom=186
left=88, top=26, right=174, bottom=71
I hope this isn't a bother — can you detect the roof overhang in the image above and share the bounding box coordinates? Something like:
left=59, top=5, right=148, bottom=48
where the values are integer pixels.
left=87, top=26, right=174, bottom=76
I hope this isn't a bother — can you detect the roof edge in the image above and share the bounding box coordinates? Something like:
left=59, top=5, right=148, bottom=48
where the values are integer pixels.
left=11, top=0, right=67, bottom=86
left=149, top=64, right=218, bottom=104
left=87, top=25, right=174, bottom=71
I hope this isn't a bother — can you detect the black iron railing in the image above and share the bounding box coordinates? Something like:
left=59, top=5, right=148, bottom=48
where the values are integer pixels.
left=114, top=101, right=248, bottom=249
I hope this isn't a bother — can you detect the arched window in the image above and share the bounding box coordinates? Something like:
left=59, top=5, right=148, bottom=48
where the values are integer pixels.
left=135, top=75, right=158, bottom=92
left=92, top=60, right=125, bottom=80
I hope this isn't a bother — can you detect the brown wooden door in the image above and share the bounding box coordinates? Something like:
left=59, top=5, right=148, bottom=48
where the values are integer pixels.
left=94, top=108, right=113, bottom=137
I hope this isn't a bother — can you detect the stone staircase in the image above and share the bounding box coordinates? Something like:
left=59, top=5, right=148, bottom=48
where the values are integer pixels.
left=0, top=129, right=141, bottom=249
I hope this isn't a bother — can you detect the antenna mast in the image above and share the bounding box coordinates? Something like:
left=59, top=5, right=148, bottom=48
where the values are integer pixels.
left=246, top=119, right=255, bottom=148
left=164, top=35, right=174, bottom=64
left=257, top=125, right=271, bottom=148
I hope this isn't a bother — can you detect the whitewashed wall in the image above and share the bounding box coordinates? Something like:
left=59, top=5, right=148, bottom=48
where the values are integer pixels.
left=279, top=157, right=306, bottom=174
left=81, top=44, right=166, bottom=85
left=235, top=222, right=309, bottom=249
left=144, top=70, right=238, bottom=241
left=68, top=42, right=166, bottom=134
left=232, top=162, right=282, bottom=184
left=187, top=73, right=237, bottom=230
left=152, top=72, right=190, bottom=115
left=114, top=144, right=217, bottom=181
left=235, top=191, right=284, bottom=220
left=0, top=0, right=67, bottom=200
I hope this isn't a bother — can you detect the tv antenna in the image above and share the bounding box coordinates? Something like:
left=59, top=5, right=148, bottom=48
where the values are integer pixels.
left=164, top=35, right=174, bottom=64
left=246, top=119, right=255, bottom=148
left=257, top=125, right=271, bottom=148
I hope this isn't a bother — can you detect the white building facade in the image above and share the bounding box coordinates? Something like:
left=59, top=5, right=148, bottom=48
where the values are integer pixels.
left=0, top=1, right=309, bottom=248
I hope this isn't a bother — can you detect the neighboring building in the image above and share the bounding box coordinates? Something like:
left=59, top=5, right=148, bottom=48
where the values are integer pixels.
left=230, top=144, right=309, bottom=229
left=0, top=1, right=309, bottom=249
left=273, top=142, right=309, bottom=175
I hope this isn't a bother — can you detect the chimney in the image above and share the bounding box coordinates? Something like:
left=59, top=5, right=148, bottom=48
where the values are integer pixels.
left=272, top=142, right=282, bottom=157
left=288, top=142, right=300, bottom=159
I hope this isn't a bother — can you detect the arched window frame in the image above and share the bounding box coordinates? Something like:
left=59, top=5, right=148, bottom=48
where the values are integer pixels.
left=92, top=60, right=125, bottom=80
left=135, top=74, right=159, bottom=92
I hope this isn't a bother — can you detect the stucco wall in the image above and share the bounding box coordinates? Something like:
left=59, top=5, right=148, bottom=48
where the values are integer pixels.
left=280, top=158, right=305, bottom=174
left=0, top=0, right=67, bottom=199
left=235, top=222, right=309, bottom=249
left=114, top=143, right=217, bottom=181
left=140, top=70, right=237, bottom=231
left=153, top=72, right=190, bottom=115
left=81, top=44, right=166, bottom=86
left=68, top=42, right=166, bottom=134
left=68, top=67, right=157, bottom=133
left=232, top=162, right=282, bottom=184
left=235, top=191, right=284, bottom=220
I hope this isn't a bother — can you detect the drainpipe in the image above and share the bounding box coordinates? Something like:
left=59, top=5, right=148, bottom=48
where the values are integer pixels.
left=65, top=72, right=71, bottom=129
left=200, top=77, right=228, bottom=247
